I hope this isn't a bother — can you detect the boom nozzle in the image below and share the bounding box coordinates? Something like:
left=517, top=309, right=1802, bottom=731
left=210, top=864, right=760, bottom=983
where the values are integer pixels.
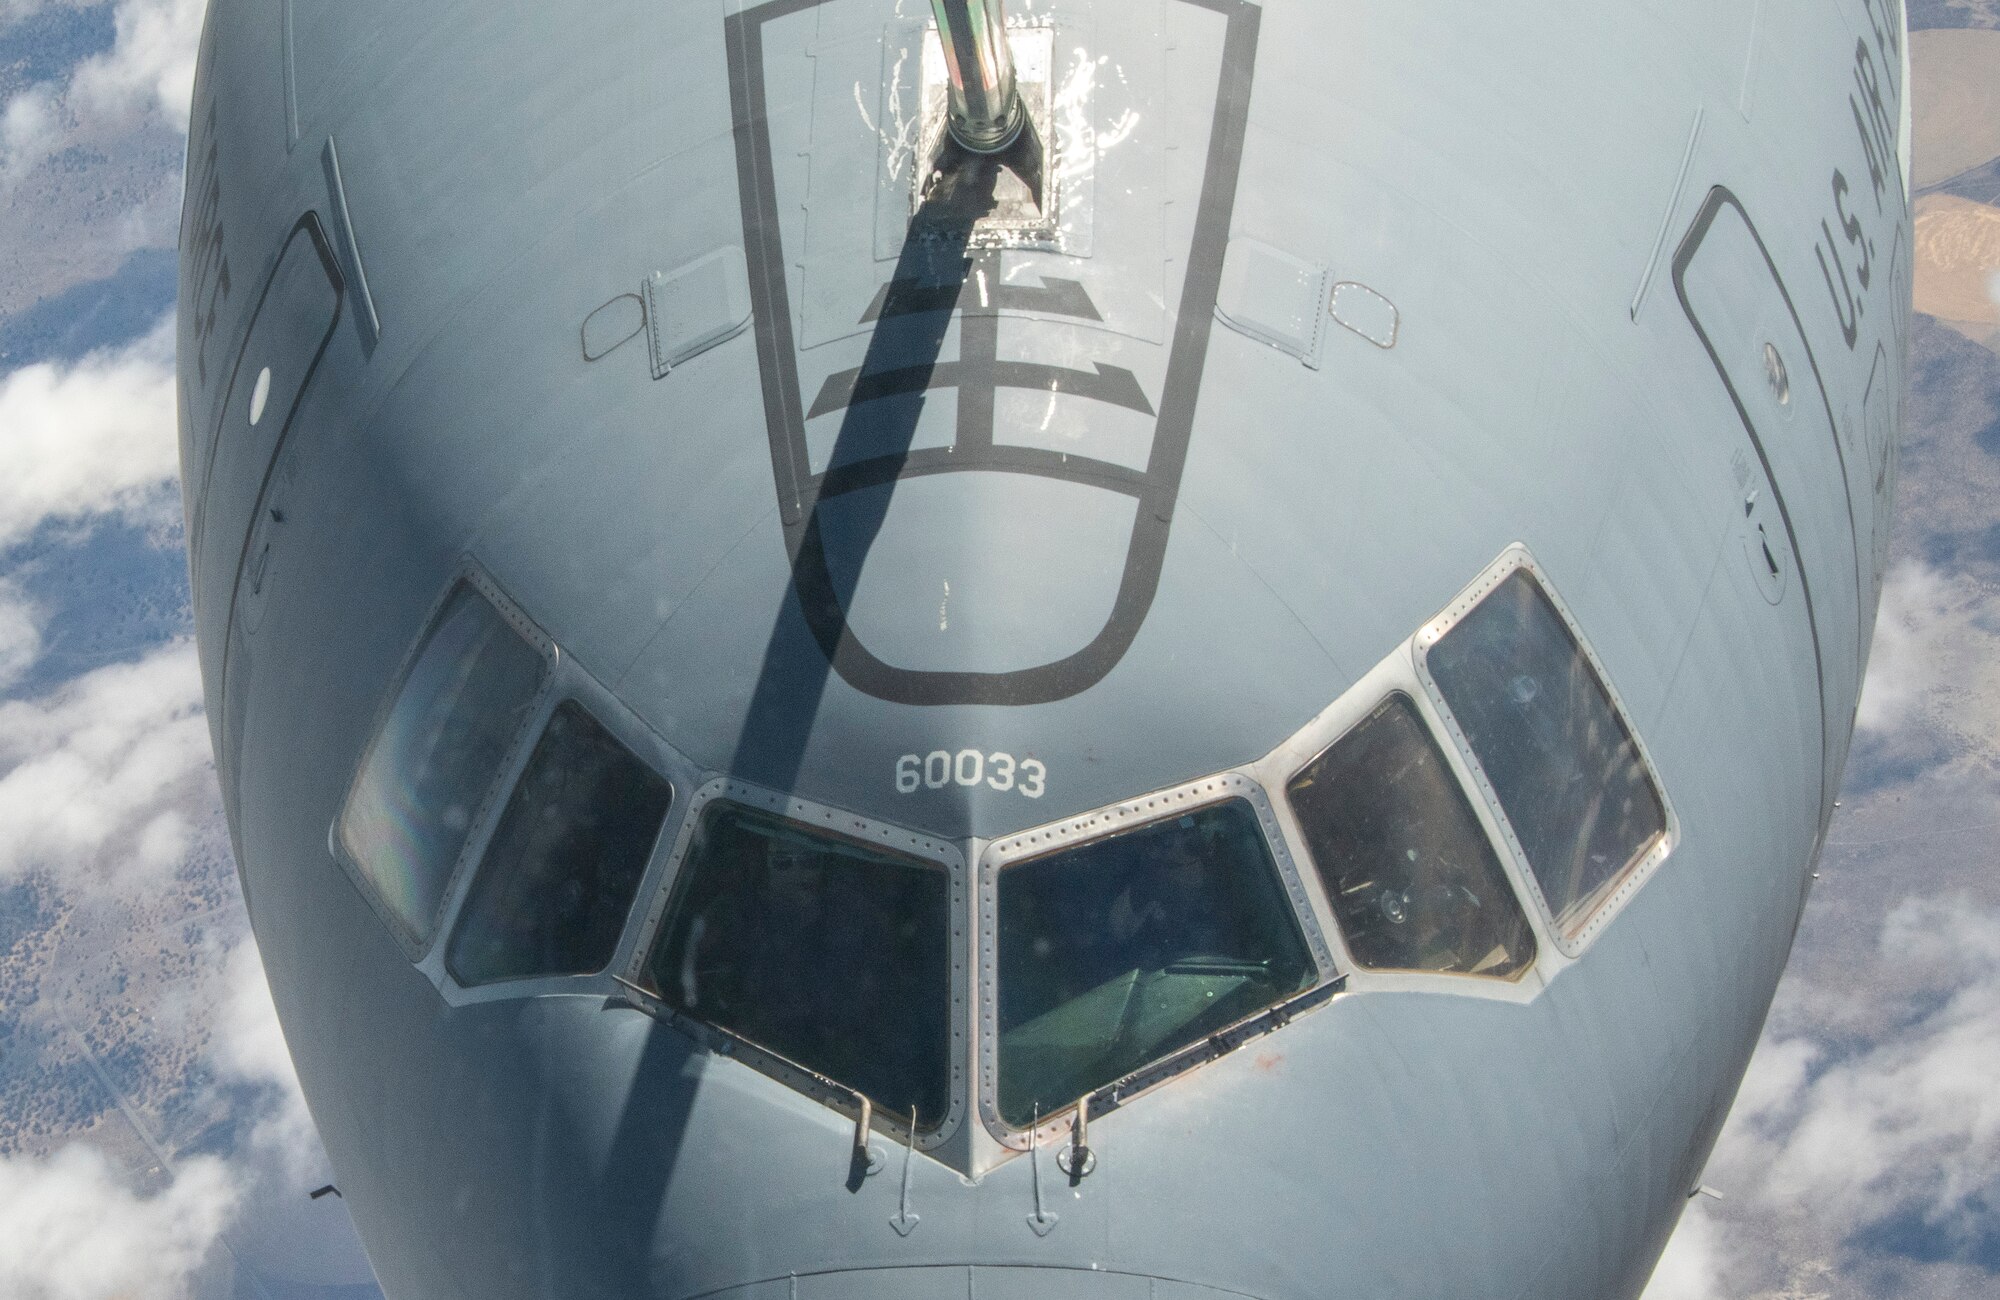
left=928, top=0, right=1026, bottom=154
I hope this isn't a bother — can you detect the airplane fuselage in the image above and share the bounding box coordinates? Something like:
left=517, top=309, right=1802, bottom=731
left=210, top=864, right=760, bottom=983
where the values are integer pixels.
left=177, top=2, right=1912, bottom=1297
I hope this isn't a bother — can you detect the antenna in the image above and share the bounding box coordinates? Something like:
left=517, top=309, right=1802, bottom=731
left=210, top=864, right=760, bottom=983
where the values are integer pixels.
left=928, top=0, right=1025, bottom=154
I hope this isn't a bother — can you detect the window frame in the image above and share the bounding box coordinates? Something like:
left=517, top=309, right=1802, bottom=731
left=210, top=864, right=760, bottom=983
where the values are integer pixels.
left=440, top=697, right=679, bottom=992
left=620, top=778, right=970, bottom=1154
left=1281, top=690, right=1540, bottom=982
left=327, top=546, right=1675, bottom=1163
left=330, top=565, right=698, bottom=1004
left=1411, top=545, right=1679, bottom=958
left=1251, top=642, right=1556, bottom=1001
left=975, top=772, right=1339, bottom=1149
left=421, top=635, right=697, bottom=1007
left=329, top=567, right=559, bottom=960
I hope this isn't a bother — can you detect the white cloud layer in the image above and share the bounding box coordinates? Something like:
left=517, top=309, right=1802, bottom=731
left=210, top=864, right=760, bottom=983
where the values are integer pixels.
left=0, top=82, right=59, bottom=174
left=1639, top=1201, right=1729, bottom=1300
left=1856, top=560, right=2000, bottom=754
left=69, top=0, right=207, bottom=135
left=0, top=0, right=207, bottom=174
left=0, top=1144, right=237, bottom=1300
left=209, top=936, right=323, bottom=1186
left=0, top=642, right=346, bottom=1295
left=0, top=636, right=209, bottom=883
left=1857, top=562, right=1954, bottom=735
left=1760, top=898, right=2000, bottom=1245
left=0, top=647, right=342, bottom=1294
left=0, top=314, right=180, bottom=553
left=1646, top=894, right=2000, bottom=1298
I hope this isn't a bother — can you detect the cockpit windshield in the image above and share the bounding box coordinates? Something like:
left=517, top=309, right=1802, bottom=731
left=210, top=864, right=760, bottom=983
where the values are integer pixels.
left=642, top=803, right=950, bottom=1128
left=338, top=583, right=546, bottom=946
left=1287, top=694, right=1534, bottom=977
left=995, top=800, right=1316, bottom=1128
left=447, top=701, right=673, bottom=986
left=1425, top=570, right=1667, bottom=937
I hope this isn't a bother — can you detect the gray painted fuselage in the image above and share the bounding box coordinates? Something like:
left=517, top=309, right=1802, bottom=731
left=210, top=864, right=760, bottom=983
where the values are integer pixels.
left=175, top=2, right=1912, bottom=1298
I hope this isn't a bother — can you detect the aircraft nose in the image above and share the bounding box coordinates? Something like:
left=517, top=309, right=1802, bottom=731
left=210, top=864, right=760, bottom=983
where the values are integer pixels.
left=706, top=1269, right=1257, bottom=1300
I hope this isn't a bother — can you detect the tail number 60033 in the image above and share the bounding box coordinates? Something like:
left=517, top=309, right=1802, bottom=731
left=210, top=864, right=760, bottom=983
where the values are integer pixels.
left=896, top=750, right=1046, bottom=798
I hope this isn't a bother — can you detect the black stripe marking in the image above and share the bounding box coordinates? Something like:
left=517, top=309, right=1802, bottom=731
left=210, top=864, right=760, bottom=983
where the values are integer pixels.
left=725, top=0, right=1261, bottom=707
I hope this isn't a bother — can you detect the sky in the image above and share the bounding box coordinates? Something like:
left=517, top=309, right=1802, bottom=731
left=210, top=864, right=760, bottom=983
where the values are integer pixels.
left=0, top=3, right=1998, bottom=1298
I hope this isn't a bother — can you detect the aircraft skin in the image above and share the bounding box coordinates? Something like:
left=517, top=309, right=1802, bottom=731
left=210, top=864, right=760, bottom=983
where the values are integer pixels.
left=174, top=1, right=1912, bottom=1298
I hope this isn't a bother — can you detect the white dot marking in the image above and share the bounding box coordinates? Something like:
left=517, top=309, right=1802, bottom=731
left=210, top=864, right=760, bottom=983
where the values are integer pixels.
left=248, top=366, right=272, bottom=426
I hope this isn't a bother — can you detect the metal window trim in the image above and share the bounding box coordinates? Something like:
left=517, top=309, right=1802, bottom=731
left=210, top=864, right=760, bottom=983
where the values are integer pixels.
left=1411, top=544, right=1682, bottom=960
left=975, top=772, right=1340, bottom=1149
left=1248, top=647, right=1555, bottom=999
left=620, top=778, right=971, bottom=1152
left=420, top=656, right=697, bottom=1006
left=328, top=563, right=560, bottom=961
left=363, top=545, right=1677, bottom=1140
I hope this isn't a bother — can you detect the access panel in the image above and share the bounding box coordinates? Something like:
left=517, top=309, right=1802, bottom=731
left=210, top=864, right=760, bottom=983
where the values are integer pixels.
left=196, top=215, right=343, bottom=819
left=192, top=214, right=343, bottom=611
left=1675, top=188, right=1863, bottom=820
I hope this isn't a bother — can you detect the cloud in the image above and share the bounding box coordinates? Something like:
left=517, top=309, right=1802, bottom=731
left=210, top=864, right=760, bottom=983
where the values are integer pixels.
left=0, top=1144, right=237, bottom=1300
left=0, top=83, right=60, bottom=174
left=188, top=935, right=379, bottom=1293
left=208, top=936, right=322, bottom=1185
left=69, top=0, right=207, bottom=135
left=0, top=5, right=197, bottom=311
left=1674, top=894, right=2000, bottom=1296
left=0, top=313, right=179, bottom=553
left=0, top=0, right=206, bottom=177
left=1857, top=563, right=1953, bottom=735
left=1729, top=1035, right=1823, bottom=1132
left=1855, top=561, right=2000, bottom=761
left=0, top=637, right=210, bottom=884
left=1640, top=1201, right=1729, bottom=1300
left=209, top=937, right=300, bottom=1100
left=1759, top=898, right=2000, bottom=1250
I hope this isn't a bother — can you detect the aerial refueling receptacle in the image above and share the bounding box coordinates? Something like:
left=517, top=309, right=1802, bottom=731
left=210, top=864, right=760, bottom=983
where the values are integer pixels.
left=929, top=0, right=1025, bottom=153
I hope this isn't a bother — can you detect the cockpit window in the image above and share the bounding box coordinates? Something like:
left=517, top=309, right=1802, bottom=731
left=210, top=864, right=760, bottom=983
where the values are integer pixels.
left=995, top=800, right=1315, bottom=1129
left=1426, top=569, right=1667, bottom=937
left=339, top=583, right=547, bottom=946
left=446, top=701, right=672, bottom=986
left=1287, top=694, right=1534, bottom=978
left=642, top=804, right=950, bottom=1128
